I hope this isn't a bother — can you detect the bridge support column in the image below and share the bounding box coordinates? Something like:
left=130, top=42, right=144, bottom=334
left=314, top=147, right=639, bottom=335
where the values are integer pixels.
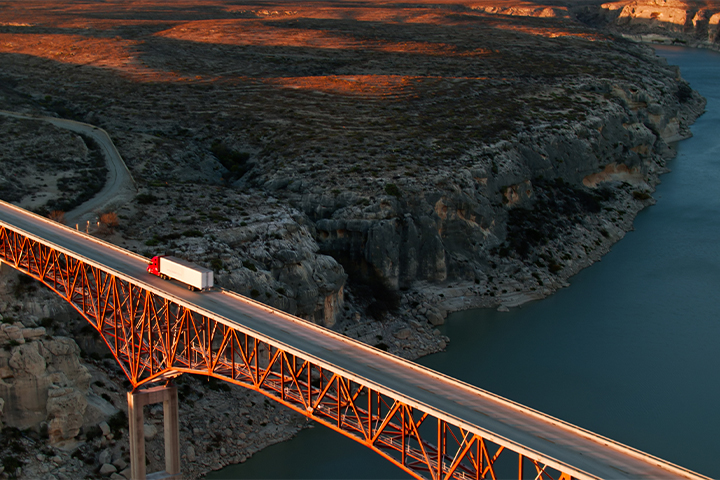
left=127, top=385, right=181, bottom=480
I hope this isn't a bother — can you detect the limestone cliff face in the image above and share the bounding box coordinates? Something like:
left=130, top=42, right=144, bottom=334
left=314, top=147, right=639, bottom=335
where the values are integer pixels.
left=574, top=0, right=720, bottom=50
left=0, top=324, right=90, bottom=443
left=208, top=207, right=347, bottom=327
left=299, top=72, right=703, bottom=292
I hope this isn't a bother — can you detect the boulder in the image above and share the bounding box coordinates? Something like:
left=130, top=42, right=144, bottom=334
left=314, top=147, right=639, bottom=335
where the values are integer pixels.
left=144, top=423, right=158, bottom=440
left=84, top=394, right=119, bottom=429
left=0, top=324, right=25, bottom=344
left=186, top=445, right=196, bottom=462
left=393, top=328, right=412, bottom=340
left=98, top=449, right=113, bottom=465
left=426, top=310, right=445, bottom=326
left=99, top=421, right=111, bottom=436
left=47, top=385, right=87, bottom=443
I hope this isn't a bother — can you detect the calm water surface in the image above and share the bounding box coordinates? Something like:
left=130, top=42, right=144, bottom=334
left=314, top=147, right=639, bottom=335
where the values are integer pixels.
left=210, top=46, right=720, bottom=479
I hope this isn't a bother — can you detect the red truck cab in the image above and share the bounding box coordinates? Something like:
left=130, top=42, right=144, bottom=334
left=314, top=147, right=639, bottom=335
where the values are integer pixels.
left=147, top=256, right=163, bottom=277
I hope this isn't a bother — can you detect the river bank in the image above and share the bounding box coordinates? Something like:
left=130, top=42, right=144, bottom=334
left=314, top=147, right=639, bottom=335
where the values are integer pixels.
left=210, top=45, right=720, bottom=480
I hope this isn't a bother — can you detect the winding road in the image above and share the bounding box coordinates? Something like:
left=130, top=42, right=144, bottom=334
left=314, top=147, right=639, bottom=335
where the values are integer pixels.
left=0, top=110, right=137, bottom=224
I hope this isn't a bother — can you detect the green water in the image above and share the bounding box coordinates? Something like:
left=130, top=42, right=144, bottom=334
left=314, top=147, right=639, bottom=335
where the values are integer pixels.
left=210, top=46, right=720, bottom=479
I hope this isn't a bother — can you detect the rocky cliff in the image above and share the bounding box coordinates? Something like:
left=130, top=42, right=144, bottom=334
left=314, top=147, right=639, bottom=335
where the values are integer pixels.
left=573, top=0, right=720, bottom=51
left=274, top=61, right=705, bottom=315
left=0, top=325, right=89, bottom=444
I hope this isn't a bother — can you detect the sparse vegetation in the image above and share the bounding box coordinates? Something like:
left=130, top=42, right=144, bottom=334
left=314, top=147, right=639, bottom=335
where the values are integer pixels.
left=136, top=193, right=158, bottom=205
left=384, top=183, right=401, bottom=198
left=47, top=210, right=65, bottom=224
left=98, top=211, right=119, bottom=234
left=107, top=410, right=128, bottom=438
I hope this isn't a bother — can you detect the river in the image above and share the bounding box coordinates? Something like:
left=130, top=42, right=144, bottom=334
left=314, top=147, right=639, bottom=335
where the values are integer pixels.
left=209, top=46, right=720, bottom=479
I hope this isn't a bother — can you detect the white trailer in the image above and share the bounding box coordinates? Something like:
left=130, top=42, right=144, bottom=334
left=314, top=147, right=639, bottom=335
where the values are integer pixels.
left=147, top=255, right=213, bottom=291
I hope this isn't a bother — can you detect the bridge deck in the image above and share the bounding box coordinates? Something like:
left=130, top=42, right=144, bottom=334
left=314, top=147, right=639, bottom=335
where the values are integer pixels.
left=0, top=201, right=709, bottom=480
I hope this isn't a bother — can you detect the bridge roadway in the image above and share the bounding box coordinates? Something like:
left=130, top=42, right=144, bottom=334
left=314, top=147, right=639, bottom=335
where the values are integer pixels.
left=0, top=201, right=709, bottom=480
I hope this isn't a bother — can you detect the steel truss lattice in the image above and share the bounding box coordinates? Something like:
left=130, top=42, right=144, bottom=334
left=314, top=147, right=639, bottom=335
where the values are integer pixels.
left=0, top=224, right=572, bottom=480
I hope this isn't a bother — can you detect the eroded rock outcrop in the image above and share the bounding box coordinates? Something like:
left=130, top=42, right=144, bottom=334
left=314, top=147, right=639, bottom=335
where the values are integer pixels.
left=574, top=0, right=720, bottom=50
left=0, top=323, right=90, bottom=444
left=142, top=194, right=347, bottom=328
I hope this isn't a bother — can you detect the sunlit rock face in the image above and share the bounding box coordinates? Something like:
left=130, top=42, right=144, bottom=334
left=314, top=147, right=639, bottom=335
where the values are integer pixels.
left=574, top=0, right=720, bottom=50
left=0, top=326, right=90, bottom=444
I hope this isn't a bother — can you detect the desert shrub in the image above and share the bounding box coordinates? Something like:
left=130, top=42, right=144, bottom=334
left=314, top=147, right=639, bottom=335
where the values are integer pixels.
left=84, top=425, right=103, bottom=442
left=676, top=82, right=693, bottom=103
left=548, top=263, right=563, bottom=273
left=98, top=211, right=119, bottom=234
left=108, top=410, right=127, bottom=438
left=210, top=258, right=223, bottom=271
left=2, top=455, right=23, bottom=478
left=211, top=142, right=251, bottom=182
left=48, top=210, right=65, bottom=224
left=135, top=193, right=157, bottom=205
left=242, top=260, right=257, bottom=271
left=384, top=183, right=401, bottom=197
left=181, top=229, right=203, bottom=237
left=632, top=191, right=652, bottom=200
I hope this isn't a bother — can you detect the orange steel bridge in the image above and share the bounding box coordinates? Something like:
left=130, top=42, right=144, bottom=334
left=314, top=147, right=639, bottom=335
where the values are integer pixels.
left=0, top=200, right=711, bottom=480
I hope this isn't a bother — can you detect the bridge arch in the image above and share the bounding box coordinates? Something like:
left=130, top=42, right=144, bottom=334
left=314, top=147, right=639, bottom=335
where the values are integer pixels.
left=1, top=202, right=709, bottom=480
left=0, top=212, right=572, bottom=480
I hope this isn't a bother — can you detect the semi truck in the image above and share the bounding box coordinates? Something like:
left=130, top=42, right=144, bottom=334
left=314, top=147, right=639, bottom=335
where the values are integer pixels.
left=147, top=255, right=213, bottom=291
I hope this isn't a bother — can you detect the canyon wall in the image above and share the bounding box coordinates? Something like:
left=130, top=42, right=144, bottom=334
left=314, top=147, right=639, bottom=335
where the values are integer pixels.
left=281, top=72, right=704, bottom=303
left=574, top=0, right=720, bottom=50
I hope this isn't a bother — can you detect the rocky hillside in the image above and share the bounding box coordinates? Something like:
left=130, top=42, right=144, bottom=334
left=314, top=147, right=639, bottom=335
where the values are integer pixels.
left=573, top=0, right=720, bottom=50
left=0, top=0, right=706, bottom=322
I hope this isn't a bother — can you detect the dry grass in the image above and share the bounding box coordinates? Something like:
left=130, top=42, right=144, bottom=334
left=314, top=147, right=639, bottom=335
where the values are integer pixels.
left=0, top=0, right=685, bottom=197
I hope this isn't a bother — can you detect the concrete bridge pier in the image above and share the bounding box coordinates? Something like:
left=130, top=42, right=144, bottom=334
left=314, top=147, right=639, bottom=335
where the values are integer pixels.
left=127, top=384, right=181, bottom=480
